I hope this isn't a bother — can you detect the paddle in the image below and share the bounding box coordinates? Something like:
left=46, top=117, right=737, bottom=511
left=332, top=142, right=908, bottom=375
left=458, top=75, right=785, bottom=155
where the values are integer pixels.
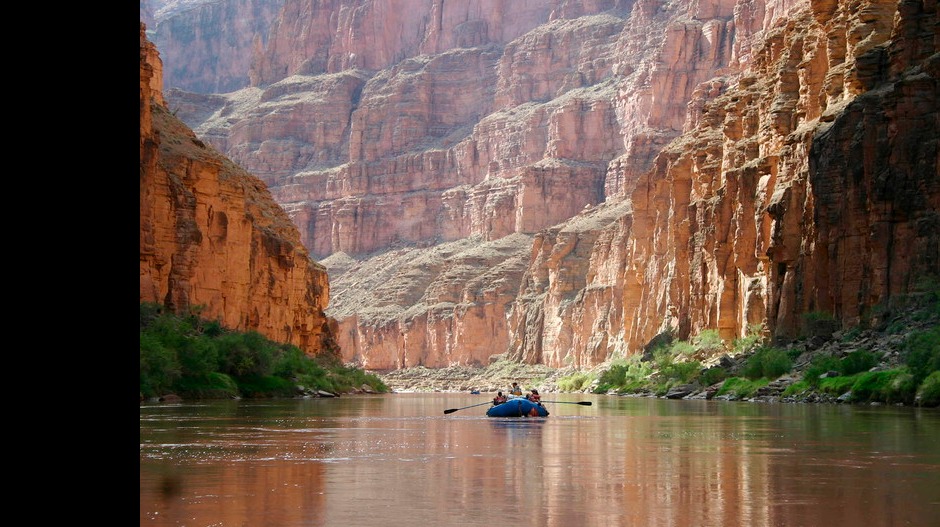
left=444, top=401, right=495, bottom=414
left=540, top=400, right=592, bottom=406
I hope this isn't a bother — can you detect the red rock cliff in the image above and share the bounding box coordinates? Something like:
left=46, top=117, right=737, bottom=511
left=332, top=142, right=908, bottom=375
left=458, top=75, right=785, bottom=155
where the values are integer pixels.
left=139, top=23, right=338, bottom=356
left=510, top=0, right=938, bottom=367
left=142, top=0, right=286, bottom=93
left=616, top=0, right=939, bottom=350
left=152, top=0, right=937, bottom=370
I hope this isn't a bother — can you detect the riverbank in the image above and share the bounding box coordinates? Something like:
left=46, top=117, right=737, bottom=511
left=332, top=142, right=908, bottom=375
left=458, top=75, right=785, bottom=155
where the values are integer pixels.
left=374, top=302, right=939, bottom=407
left=373, top=361, right=575, bottom=394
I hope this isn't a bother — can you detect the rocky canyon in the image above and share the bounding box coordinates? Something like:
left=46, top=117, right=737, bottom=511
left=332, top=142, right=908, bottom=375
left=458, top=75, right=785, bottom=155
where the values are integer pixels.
left=141, top=0, right=939, bottom=372
left=140, top=23, right=338, bottom=357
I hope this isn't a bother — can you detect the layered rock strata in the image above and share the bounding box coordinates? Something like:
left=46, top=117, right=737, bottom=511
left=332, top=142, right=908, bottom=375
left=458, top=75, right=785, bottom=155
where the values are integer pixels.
left=513, top=0, right=937, bottom=367
left=615, top=0, right=939, bottom=350
left=143, top=0, right=287, bottom=93
left=140, top=23, right=338, bottom=356
left=165, top=0, right=733, bottom=368
left=153, top=0, right=938, bottom=370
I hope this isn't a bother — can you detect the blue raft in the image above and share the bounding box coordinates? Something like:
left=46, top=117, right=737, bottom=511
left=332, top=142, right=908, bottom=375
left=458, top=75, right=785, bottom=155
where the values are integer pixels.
left=486, top=397, right=549, bottom=417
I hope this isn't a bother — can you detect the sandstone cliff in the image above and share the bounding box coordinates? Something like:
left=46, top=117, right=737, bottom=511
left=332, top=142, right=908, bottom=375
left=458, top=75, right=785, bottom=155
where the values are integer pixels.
left=140, top=23, right=338, bottom=357
left=510, top=0, right=938, bottom=367
left=616, top=0, right=940, bottom=349
left=151, top=0, right=937, bottom=370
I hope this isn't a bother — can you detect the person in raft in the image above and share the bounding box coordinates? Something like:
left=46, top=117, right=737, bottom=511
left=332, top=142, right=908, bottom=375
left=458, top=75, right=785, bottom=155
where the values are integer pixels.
left=526, top=389, right=542, bottom=405
left=493, top=391, right=508, bottom=405
left=509, top=382, right=523, bottom=396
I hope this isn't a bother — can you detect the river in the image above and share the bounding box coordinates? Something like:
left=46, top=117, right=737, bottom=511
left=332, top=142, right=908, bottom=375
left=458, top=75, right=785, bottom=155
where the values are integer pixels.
left=140, top=393, right=940, bottom=527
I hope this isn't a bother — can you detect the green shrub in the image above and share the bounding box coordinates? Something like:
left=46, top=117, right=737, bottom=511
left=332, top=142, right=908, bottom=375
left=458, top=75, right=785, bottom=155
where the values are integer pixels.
left=174, top=372, right=239, bottom=399
left=216, top=331, right=278, bottom=378
left=848, top=372, right=885, bottom=401
left=715, top=377, right=767, bottom=399
left=700, top=366, right=727, bottom=386
left=840, top=349, right=878, bottom=376
left=803, top=355, right=842, bottom=387
left=296, top=370, right=333, bottom=392
left=669, top=340, right=696, bottom=357
left=886, top=371, right=918, bottom=404
left=732, top=324, right=765, bottom=354
left=886, top=320, right=907, bottom=335
left=763, top=348, right=793, bottom=378
left=799, top=348, right=876, bottom=395
left=903, top=326, right=940, bottom=383
left=741, top=346, right=792, bottom=380
left=738, top=356, right=761, bottom=380
left=653, top=346, right=676, bottom=370
left=558, top=372, right=595, bottom=392
left=916, top=371, right=940, bottom=407
left=652, top=382, right=671, bottom=397
left=139, top=303, right=390, bottom=399
left=329, top=364, right=389, bottom=393
left=237, top=374, right=296, bottom=398
left=851, top=370, right=917, bottom=405
left=139, top=333, right=181, bottom=398
left=817, top=375, right=857, bottom=397
left=692, top=330, right=725, bottom=353
left=202, top=319, right=224, bottom=337
left=782, top=380, right=810, bottom=397
left=178, top=336, right=219, bottom=378
left=596, top=361, right=628, bottom=391
left=273, top=346, right=324, bottom=378
left=140, top=302, right=165, bottom=329
left=594, top=357, right=654, bottom=393
left=659, top=360, right=702, bottom=384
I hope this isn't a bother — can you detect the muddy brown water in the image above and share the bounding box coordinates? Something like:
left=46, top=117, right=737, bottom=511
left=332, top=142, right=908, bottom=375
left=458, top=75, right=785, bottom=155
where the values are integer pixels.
left=140, top=393, right=940, bottom=527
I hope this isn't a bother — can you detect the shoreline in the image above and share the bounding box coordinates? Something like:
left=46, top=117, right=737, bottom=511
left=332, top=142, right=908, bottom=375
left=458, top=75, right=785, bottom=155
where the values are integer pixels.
left=372, top=311, right=940, bottom=407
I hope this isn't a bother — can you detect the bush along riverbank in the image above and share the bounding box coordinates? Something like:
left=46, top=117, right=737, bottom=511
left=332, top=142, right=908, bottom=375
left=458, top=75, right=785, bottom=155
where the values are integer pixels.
left=560, top=288, right=939, bottom=407
left=139, top=303, right=389, bottom=402
left=582, top=323, right=938, bottom=407
left=378, top=286, right=939, bottom=408
left=142, top=283, right=939, bottom=408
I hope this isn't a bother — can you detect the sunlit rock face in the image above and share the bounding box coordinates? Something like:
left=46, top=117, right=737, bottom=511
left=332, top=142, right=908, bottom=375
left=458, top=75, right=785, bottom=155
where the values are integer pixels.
left=617, top=0, right=938, bottom=350
left=155, top=0, right=937, bottom=369
left=140, top=23, right=338, bottom=357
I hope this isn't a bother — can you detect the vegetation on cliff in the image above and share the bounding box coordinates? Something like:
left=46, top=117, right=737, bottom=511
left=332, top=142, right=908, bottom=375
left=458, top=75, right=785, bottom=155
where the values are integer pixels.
left=561, top=281, right=940, bottom=407
left=139, top=303, right=389, bottom=400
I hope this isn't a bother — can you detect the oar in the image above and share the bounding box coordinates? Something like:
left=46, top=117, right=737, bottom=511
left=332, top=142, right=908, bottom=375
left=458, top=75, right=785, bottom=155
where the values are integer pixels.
left=444, top=401, right=494, bottom=414
left=540, top=400, right=592, bottom=406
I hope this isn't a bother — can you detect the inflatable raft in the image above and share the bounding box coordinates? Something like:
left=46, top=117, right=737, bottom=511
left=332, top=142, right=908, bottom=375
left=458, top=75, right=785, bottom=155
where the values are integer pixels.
left=485, top=397, right=549, bottom=417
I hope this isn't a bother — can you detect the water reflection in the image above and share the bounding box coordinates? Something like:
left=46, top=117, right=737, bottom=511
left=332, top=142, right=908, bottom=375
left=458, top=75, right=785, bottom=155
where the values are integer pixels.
left=488, top=416, right=548, bottom=433
left=141, top=395, right=940, bottom=527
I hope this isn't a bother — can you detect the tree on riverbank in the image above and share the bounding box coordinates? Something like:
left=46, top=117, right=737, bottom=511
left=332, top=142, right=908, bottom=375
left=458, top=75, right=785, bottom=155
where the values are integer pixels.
left=139, top=303, right=389, bottom=400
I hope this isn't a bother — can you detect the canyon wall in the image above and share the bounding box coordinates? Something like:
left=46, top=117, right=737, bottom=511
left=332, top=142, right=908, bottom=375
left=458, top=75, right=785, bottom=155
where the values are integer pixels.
left=144, top=0, right=287, bottom=93
left=140, top=23, right=338, bottom=356
left=613, top=0, right=939, bottom=351
left=150, top=0, right=937, bottom=369
left=511, top=0, right=938, bottom=367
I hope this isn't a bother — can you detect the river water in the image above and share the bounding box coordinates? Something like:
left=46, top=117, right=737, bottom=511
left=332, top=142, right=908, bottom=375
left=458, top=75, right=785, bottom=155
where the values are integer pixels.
left=139, top=393, right=940, bottom=527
